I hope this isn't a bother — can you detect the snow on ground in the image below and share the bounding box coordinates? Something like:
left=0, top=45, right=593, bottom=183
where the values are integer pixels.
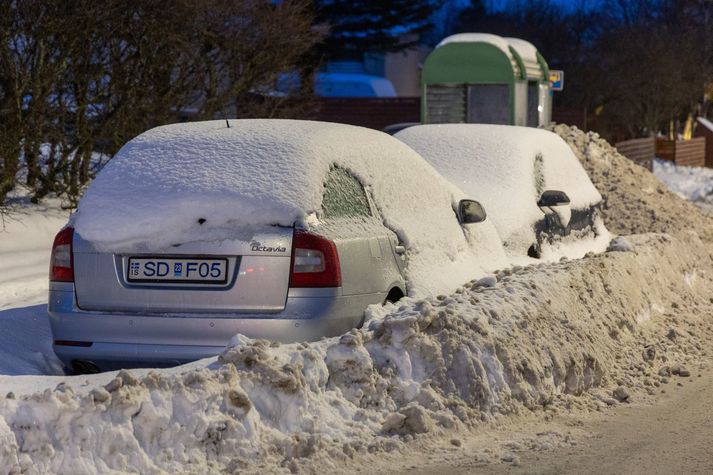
left=653, top=158, right=713, bottom=211
left=0, top=191, right=69, bottom=309
left=2, top=126, right=713, bottom=473
left=2, top=231, right=712, bottom=474
left=0, top=189, right=68, bottom=376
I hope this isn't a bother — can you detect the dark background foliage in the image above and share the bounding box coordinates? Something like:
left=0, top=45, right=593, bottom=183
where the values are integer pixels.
left=454, top=0, right=713, bottom=141
left=1, top=0, right=712, bottom=206
left=0, top=0, right=320, bottom=205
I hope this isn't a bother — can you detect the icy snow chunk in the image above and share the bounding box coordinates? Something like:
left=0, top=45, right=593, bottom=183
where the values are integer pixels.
left=607, top=236, right=634, bottom=253
left=227, top=333, right=253, bottom=350
left=474, top=275, right=498, bottom=288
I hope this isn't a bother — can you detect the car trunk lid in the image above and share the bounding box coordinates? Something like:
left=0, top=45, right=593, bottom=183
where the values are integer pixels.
left=73, top=226, right=293, bottom=314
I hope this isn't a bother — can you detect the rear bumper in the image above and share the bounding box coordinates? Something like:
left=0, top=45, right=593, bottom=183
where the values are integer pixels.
left=49, top=282, right=381, bottom=371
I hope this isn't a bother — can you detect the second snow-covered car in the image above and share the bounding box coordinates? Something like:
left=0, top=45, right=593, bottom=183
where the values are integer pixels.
left=395, top=124, right=609, bottom=259
left=49, top=119, right=496, bottom=373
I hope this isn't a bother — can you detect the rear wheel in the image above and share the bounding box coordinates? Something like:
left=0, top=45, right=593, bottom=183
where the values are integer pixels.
left=357, top=287, right=404, bottom=329
left=384, top=287, right=405, bottom=304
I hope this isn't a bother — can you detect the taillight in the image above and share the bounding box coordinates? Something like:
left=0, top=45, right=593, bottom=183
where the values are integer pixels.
left=54, top=340, right=92, bottom=347
left=50, top=227, right=74, bottom=282
left=290, top=230, right=341, bottom=288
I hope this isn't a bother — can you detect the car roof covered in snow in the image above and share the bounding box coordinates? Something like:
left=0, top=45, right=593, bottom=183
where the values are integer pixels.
left=394, top=124, right=603, bottom=250
left=73, top=119, right=509, bottom=296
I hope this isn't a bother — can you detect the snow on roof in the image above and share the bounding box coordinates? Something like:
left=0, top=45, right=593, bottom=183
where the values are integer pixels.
left=505, top=38, right=538, bottom=65
left=315, top=73, right=396, bottom=98
left=697, top=116, right=713, bottom=133
left=395, top=124, right=603, bottom=255
left=504, top=37, right=545, bottom=80
left=73, top=119, right=508, bottom=296
left=437, top=33, right=512, bottom=56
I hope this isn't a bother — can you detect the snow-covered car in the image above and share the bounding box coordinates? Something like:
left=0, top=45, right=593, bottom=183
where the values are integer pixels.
left=395, top=124, right=609, bottom=259
left=48, top=119, right=498, bottom=373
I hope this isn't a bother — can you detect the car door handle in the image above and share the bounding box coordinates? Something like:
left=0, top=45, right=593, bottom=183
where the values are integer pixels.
left=395, top=245, right=406, bottom=255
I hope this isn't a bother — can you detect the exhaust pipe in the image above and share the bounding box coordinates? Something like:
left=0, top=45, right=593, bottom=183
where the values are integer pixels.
left=71, top=359, right=101, bottom=375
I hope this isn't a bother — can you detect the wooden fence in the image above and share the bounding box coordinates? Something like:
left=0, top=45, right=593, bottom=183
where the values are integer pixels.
left=311, top=99, right=591, bottom=133
left=656, top=137, right=706, bottom=167
left=695, top=118, right=713, bottom=167
left=614, top=137, right=655, bottom=171
left=552, top=108, right=587, bottom=131
left=312, top=97, right=420, bottom=131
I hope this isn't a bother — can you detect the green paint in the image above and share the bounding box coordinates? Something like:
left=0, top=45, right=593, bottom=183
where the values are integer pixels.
left=420, top=38, right=550, bottom=125
left=422, top=43, right=517, bottom=84
left=508, top=46, right=527, bottom=81
left=535, top=51, right=550, bottom=82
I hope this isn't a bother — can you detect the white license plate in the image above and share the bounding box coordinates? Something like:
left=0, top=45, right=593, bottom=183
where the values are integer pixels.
left=127, top=257, right=229, bottom=284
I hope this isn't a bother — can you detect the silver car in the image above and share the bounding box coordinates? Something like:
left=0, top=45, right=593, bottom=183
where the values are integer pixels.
left=395, top=124, right=607, bottom=259
left=48, top=120, right=488, bottom=373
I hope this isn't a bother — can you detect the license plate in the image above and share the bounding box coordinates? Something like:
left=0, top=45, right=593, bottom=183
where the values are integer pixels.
left=127, top=257, right=229, bottom=284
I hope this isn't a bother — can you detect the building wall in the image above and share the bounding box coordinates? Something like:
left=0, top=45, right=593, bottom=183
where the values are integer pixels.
left=383, top=46, right=431, bottom=97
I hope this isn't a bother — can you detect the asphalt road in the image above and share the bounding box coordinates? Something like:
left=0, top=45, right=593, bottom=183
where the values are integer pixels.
left=407, top=367, right=713, bottom=475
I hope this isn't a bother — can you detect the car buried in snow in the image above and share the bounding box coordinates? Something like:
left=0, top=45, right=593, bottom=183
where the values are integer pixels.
left=48, top=119, right=495, bottom=374
left=395, top=124, right=609, bottom=259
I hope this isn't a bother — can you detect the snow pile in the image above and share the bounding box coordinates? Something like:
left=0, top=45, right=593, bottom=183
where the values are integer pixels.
left=3, top=231, right=712, bottom=473
left=395, top=124, right=605, bottom=258
left=72, top=119, right=508, bottom=297
left=551, top=124, right=713, bottom=241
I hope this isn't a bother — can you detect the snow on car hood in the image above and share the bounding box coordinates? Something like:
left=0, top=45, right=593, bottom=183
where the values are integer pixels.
left=395, top=124, right=604, bottom=254
left=72, top=119, right=508, bottom=297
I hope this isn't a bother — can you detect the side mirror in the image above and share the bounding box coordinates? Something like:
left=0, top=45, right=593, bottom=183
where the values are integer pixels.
left=457, top=199, right=487, bottom=224
left=537, top=190, right=570, bottom=208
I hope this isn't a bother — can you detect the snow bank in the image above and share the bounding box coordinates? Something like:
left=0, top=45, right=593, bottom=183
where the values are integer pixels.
left=2, top=231, right=711, bottom=473
left=395, top=124, right=604, bottom=257
left=552, top=124, right=713, bottom=241
left=72, top=119, right=507, bottom=297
